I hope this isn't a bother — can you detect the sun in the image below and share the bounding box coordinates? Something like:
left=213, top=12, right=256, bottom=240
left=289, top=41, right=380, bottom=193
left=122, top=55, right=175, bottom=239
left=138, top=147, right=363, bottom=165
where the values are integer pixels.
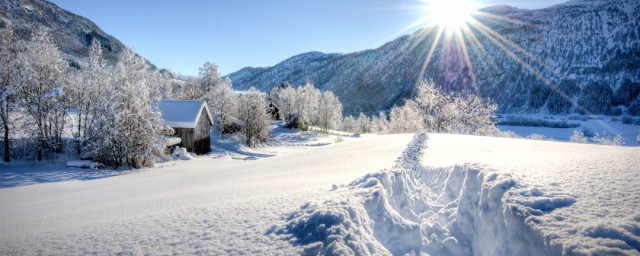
left=425, top=0, right=479, bottom=30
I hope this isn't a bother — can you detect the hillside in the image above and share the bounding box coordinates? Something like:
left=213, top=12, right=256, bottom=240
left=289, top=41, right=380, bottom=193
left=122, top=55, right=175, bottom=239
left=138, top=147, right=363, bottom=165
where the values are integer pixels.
left=0, top=0, right=126, bottom=66
left=227, top=0, right=640, bottom=115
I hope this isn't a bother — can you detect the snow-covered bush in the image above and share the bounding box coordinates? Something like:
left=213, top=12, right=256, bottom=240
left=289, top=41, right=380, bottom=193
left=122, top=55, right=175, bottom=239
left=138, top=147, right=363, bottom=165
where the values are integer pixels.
left=570, top=130, right=588, bottom=143
left=238, top=88, right=270, bottom=147
left=592, top=133, right=623, bottom=146
left=527, top=134, right=546, bottom=140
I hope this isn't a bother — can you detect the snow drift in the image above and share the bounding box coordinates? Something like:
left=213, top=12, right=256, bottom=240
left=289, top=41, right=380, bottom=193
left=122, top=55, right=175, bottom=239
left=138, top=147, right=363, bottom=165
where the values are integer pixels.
left=275, top=133, right=581, bottom=255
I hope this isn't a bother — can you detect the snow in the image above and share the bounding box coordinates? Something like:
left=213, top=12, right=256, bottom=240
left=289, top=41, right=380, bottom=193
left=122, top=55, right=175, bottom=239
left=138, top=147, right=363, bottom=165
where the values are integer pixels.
left=171, top=147, right=195, bottom=160
left=0, top=130, right=414, bottom=255
left=1, top=130, right=638, bottom=255
left=65, top=160, right=102, bottom=169
left=157, top=100, right=213, bottom=128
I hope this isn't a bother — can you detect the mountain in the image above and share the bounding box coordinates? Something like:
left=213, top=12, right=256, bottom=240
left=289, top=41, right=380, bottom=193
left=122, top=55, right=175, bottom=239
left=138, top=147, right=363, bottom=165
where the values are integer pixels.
left=227, top=0, right=640, bottom=115
left=0, top=0, right=126, bottom=67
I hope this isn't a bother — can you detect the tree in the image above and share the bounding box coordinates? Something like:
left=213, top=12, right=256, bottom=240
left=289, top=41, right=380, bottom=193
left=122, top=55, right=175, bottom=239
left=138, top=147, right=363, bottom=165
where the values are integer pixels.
left=316, top=91, right=343, bottom=133
left=0, top=27, right=19, bottom=162
left=370, top=112, right=390, bottom=134
left=83, top=48, right=169, bottom=167
left=275, top=85, right=296, bottom=123
left=14, top=29, right=68, bottom=160
left=570, top=130, right=588, bottom=143
left=199, top=62, right=221, bottom=101
left=209, top=78, right=237, bottom=133
left=356, top=113, right=370, bottom=134
left=68, top=39, right=108, bottom=155
left=238, top=88, right=270, bottom=147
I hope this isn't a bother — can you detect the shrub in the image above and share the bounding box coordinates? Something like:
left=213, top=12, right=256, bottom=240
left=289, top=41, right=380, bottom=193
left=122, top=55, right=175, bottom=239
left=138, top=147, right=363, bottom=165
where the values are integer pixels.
left=570, top=130, right=588, bottom=143
left=622, top=116, right=634, bottom=124
left=592, top=133, right=622, bottom=146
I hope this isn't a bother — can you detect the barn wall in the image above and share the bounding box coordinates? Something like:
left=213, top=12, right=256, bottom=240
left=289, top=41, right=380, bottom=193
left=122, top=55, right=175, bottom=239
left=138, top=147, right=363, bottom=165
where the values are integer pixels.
left=193, top=108, right=211, bottom=154
left=174, top=128, right=195, bottom=152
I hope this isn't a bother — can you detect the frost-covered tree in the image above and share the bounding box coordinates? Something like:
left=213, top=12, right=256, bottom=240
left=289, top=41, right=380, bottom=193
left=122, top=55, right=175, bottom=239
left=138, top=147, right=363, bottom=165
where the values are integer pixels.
left=0, top=27, right=19, bottom=162
left=295, top=83, right=321, bottom=127
left=389, top=101, right=424, bottom=133
left=83, top=49, right=169, bottom=167
left=238, top=88, right=270, bottom=147
left=355, top=113, right=370, bottom=133
left=341, top=115, right=357, bottom=133
left=275, top=85, right=296, bottom=123
left=209, top=78, right=237, bottom=133
left=68, top=39, right=108, bottom=154
left=180, top=77, right=201, bottom=101
left=370, top=112, right=390, bottom=134
left=14, top=29, right=68, bottom=160
left=570, top=130, right=588, bottom=143
left=199, top=62, right=221, bottom=101
left=316, top=91, right=342, bottom=133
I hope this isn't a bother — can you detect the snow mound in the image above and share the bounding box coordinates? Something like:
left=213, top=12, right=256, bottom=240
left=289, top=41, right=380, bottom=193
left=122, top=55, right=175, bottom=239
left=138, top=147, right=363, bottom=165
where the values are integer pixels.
left=275, top=133, right=585, bottom=255
left=172, top=147, right=194, bottom=160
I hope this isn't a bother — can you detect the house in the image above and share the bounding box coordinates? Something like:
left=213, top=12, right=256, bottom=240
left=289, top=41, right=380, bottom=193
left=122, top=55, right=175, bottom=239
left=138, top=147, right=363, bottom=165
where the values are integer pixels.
left=158, top=100, right=213, bottom=154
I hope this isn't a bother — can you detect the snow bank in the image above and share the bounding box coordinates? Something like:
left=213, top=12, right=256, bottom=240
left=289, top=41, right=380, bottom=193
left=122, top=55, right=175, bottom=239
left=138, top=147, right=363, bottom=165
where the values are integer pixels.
left=276, top=133, right=584, bottom=255
left=66, top=160, right=102, bottom=169
left=171, top=147, right=194, bottom=160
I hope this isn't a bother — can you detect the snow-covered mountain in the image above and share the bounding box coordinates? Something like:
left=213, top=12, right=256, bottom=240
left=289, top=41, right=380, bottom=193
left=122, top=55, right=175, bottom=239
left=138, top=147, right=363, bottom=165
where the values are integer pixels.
left=227, top=0, right=640, bottom=115
left=0, top=0, right=126, bottom=67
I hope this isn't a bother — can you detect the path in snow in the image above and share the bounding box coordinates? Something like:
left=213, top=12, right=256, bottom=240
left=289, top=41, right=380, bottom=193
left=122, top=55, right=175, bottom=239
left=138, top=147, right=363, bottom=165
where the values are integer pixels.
left=0, top=133, right=414, bottom=255
left=423, top=134, right=640, bottom=255
left=278, top=133, right=639, bottom=255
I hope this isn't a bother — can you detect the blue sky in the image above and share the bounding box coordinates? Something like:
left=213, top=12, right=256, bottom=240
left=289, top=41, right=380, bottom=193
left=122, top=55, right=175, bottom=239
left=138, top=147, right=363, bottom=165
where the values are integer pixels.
left=50, top=0, right=567, bottom=76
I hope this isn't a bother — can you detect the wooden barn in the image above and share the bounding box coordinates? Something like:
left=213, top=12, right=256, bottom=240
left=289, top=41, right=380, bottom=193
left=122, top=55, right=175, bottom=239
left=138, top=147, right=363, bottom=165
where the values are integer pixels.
left=158, top=100, right=213, bottom=154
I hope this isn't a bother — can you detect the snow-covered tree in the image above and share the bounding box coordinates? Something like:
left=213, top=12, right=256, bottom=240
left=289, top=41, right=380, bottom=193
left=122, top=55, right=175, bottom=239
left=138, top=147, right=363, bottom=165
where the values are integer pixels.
left=238, top=88, right=270, bottom=147
left=275, top=85, right=296, bottom=123
left=570, top=130, right=588, bottom=143
left=0, top=27, right=19, bottom=162
left=295, top=83, right=321, bottom=127
left=316, top=91, right=343, bottom=133
left=370, top=112, right=390, bottom=134
left=179, top=77, right=201, bottom=101
left=68, top=39, right=109, bottom=154
left=209, top=78, right=237, bottom=133
left=389, top=101, right=424, bottom=133
left=83, top=48, right=169, bottom=167
left=199, top=62, right=221, bottom=101
left=14, top=29, right=69, bottom=160
left=356, top=112, right=370, bottom=134
left=341, top=115, right=357, bottom=133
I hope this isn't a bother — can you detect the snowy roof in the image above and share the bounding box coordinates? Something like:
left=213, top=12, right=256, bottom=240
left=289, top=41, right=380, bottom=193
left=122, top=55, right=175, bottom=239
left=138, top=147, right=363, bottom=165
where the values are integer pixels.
left=158, top=100, right=213, bottom=128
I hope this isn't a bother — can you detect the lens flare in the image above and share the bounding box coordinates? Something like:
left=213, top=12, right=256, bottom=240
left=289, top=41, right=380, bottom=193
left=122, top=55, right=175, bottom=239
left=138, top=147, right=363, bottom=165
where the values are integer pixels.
left=425, top=0, right=479, bottom=30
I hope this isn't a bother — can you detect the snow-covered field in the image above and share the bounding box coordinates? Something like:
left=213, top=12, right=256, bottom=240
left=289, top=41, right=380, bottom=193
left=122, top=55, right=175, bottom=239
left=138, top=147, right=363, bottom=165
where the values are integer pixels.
left=0, top=131, right=414, bottom=255
left=1, top=130, right=639, bottom=255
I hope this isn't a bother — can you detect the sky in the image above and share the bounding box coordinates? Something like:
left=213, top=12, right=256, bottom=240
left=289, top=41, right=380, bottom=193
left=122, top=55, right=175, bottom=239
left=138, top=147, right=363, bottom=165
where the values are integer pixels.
left=50, top=0, right=568, bottom=76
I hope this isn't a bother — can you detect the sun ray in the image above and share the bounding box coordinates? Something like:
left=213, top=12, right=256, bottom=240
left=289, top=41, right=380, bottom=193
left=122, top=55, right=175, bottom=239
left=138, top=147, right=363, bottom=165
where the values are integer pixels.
left=417, top=25, right=445, bottom=84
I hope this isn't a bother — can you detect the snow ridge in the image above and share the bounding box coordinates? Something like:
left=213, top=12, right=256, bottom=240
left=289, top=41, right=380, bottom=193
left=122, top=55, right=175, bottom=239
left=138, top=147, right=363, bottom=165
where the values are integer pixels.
left=275, top=133, right=577, bottom=255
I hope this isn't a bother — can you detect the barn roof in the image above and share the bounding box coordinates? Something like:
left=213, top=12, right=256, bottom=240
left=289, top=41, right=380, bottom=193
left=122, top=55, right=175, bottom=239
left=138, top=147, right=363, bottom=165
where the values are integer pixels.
left=158, top=100, right=213, bottom=128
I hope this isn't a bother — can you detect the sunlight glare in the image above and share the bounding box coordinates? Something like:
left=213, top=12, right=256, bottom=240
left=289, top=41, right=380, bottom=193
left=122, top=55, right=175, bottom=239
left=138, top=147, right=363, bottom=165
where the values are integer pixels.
left=425, top=0, right=479, bottom=30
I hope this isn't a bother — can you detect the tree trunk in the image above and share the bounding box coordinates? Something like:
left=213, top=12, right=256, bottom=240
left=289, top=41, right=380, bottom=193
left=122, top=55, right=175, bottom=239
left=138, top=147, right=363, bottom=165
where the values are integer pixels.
left=3, top=122, right=9, bottom=162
